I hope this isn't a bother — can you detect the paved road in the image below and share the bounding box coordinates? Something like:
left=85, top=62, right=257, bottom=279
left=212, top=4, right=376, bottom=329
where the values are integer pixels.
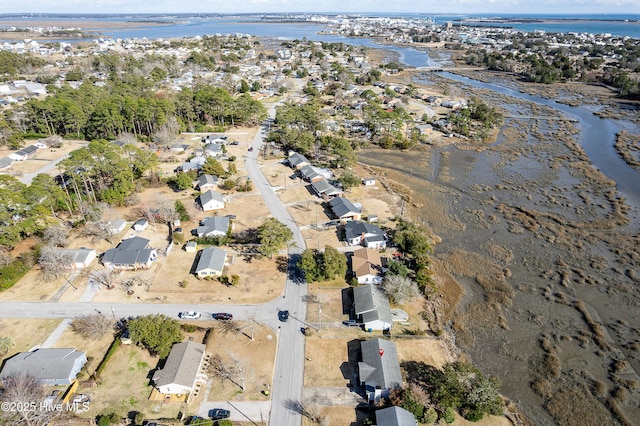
left=245, top=105, right=309, bottom=426
left=18, top=142, right=89, bottom=185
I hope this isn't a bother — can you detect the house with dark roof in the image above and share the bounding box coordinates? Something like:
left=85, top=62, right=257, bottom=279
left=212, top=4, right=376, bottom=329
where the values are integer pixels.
left=0, top=156, right=13, bottom=172
left=0, top=348, right=87, bottom=385
left=101, top=236, right=157, bottom=269
left=287, top=152, right=310, bottom=169
left=311, top=179, right=343, bottom=199
left=9, top=144, right=38, bottom=161
left=198, top=190, right=225, bottom=212
left=358, top=338, right=402, bottom=402
left=329, top=197, right=361, bottom=222
left=375, top=406, right=418, bottom=426
left=298, top=164, right=333, bottom=183
left=195, top=174, right=219, bottom=192
left=132, top=218, right=149, bottom=231
left=194, top=246, right=227, bottom=278
left=151, top=341, right=207, bottom=402
left=353, top=283, right=392, bottom=331
left=193, top=216, right=230, bottom=238
left=344, top=221, right=386, bottom=249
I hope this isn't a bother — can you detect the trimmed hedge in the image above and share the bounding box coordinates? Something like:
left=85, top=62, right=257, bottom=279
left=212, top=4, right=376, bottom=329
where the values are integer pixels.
left=94, top=338, right=121, bottom=379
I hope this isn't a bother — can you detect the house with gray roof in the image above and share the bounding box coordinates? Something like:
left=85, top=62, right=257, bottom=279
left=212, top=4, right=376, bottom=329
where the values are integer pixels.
left=106, top=218, right=126, bottom=235
left=287, top=152, right=310, bottom=169
left=0, top=156, right=13, bottom=172
left=101, top=236, right=157, bottom=269
left=53, top=247, right=96, bottom=269
left=298, top=164, right=332, bottom=183
left=375, top=406, right=418, bottom=426
left=353, top=283, right=392, bottom=331
left=198, top=189, right=225, bottom=212
left=0, top=348, right=87, bottom=385
left=358, top=338, right=402, bottom=403
left=195, top=174, right=219, bottom=192
left=9, top=144, right=39, bottom=161
left=204, top=142, right=223, bottom=158
left=193, top=216, right=230, bottom=238
left=152, top=341, right=207, bottom=401
left=181, top=156, right=206, bottom=172
left=329, top=197, right=361, bottom=222
left=344, top=221, right=386, bottom=249
left=311, top=179, right=343, bottom=199
left=194, top=246, right=227, bottom=278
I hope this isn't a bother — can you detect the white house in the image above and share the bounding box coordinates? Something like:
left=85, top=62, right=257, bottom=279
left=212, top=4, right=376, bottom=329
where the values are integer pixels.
left=152, top=342, right=207, bottom=401
left=132, top=218, right=149, bottom=231
left=353, top=284, right=393, bottom=331
left=106, top=219, right=127, bottom=235
left=351, top=248, right=384, bottom=284
left=194, top=246, right=227, bottom=278
left=362, top=177, right=376, bottom=186
left=344, top=221, right=386, bottom=249
left=55, top=248, right=96, bottom=269
left=199, top=190, right=225, bottom=212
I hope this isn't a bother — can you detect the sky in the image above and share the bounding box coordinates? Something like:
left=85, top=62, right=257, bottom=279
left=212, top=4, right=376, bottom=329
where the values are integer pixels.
left=1, top=0, right=639, bottom=15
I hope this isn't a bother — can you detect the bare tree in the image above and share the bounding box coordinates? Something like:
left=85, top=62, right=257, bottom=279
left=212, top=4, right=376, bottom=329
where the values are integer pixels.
left=152, top=117, right=180, bottom=149
left=42, top=225, right=69, bottom=248
left=38, top=246, right=72, bottom=280
left=70, top=313, right=115, bottom=340
left=381, top=274, right=421, bottom=304
left=0, top=373, right=59, bottom=426
left=80, top=221, right=112, bottom=244
left=90, top=269, right=119, bottom=290
left=283, top=399, right=326, bottom=425
left=0, top=248, right=12, bottom=267
left=207, top=353, right=248, bottom=390
left=217, top=320, right=243, bottom=337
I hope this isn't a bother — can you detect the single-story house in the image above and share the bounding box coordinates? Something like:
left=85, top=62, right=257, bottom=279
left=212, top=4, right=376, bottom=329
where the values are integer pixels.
left=151, top=341, right=207, bottom=402
left=106, top=219, right=127, bottom=235
left=0, top=156, right=13, bottom=172
left=358, top=338, right=402, bottom=402
left=54, top=248, right=96, bottom=269
left=195, top=246, right=227, bottom=278
left=133, top=218, right=149, bottom=231
left=170, top=143, right=189, bottom=153
left=201, top=135, right=227, bottom=145
left=329, top=197, right=361, bottom=223
left=344, top=221, right=386, bottom=249
left=101, top=236, right=157, bottom=269
left=204, top=143, right=223, bottom=158
left=298, top=164, right=333, bottom=183
left=353, top=284, right=392, bottom=331
left=9, top=144, right=39, bottom=161
left=0, top=348, right=87, bottom=386
left=195, top=174, right=219, bottom=192
left=311, top=179, right=343, bottom=199
left=193, top=216, right=230, bottom=238
left=352, top=248, right=385, bottom=285
left=287, top=152, right=310, bottom=169
left=375, top=406, right=417, bottom=426
left=198, top=190, right=225, bottom=212
left=181, top=156, right=206, bottom=172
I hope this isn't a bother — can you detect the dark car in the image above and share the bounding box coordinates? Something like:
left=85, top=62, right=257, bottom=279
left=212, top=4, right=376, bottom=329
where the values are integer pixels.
left=278, top=310, right=289, bottom=322
left=208, top=408, right=231, bottom=420
left=212, top=313, right=233, bottom=320
left=248, top=146, right=254, bottom=152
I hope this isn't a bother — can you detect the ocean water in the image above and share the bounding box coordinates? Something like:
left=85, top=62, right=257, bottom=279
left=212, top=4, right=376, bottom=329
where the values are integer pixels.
left=0, top=13, right=639, bottom=39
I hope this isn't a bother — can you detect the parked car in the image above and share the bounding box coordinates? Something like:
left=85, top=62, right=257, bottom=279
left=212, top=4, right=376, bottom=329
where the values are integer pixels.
left=278, top=310, right=289, bottom=322
left=212, top=313, right=233, bottom=320
left=248, top=146, right=254, bottom=152
left=208, top=408, right=231, bottom=420
left=178, top=311, right=201, bottom=319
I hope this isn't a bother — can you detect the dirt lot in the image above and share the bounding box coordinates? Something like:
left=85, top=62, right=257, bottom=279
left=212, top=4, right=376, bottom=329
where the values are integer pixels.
left=205, top=322, right=276, bottom=401
left=0, top=318, right=62, bottom=363
left=0, top=139, right=88, bottom=178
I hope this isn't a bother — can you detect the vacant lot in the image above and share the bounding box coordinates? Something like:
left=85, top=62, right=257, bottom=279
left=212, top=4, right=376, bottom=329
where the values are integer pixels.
left=0, top=318, right=62, bottom=362
left=0, top=139, right=88, bottom=178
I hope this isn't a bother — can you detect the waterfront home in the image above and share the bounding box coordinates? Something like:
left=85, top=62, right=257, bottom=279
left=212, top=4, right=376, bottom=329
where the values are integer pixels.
left=353, top=284, right=392, bottom=331
left=329, top=197, right=361, bottom=222
left=358, top=338, right=402, bottom=402
left=351, top=247, right=385, bottom=284
left=344, top=221, right=386, bottom=249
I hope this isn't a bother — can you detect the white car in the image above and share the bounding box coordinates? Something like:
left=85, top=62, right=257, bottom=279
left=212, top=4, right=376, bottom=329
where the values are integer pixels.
left=179, top=311, right=201, bottom=319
